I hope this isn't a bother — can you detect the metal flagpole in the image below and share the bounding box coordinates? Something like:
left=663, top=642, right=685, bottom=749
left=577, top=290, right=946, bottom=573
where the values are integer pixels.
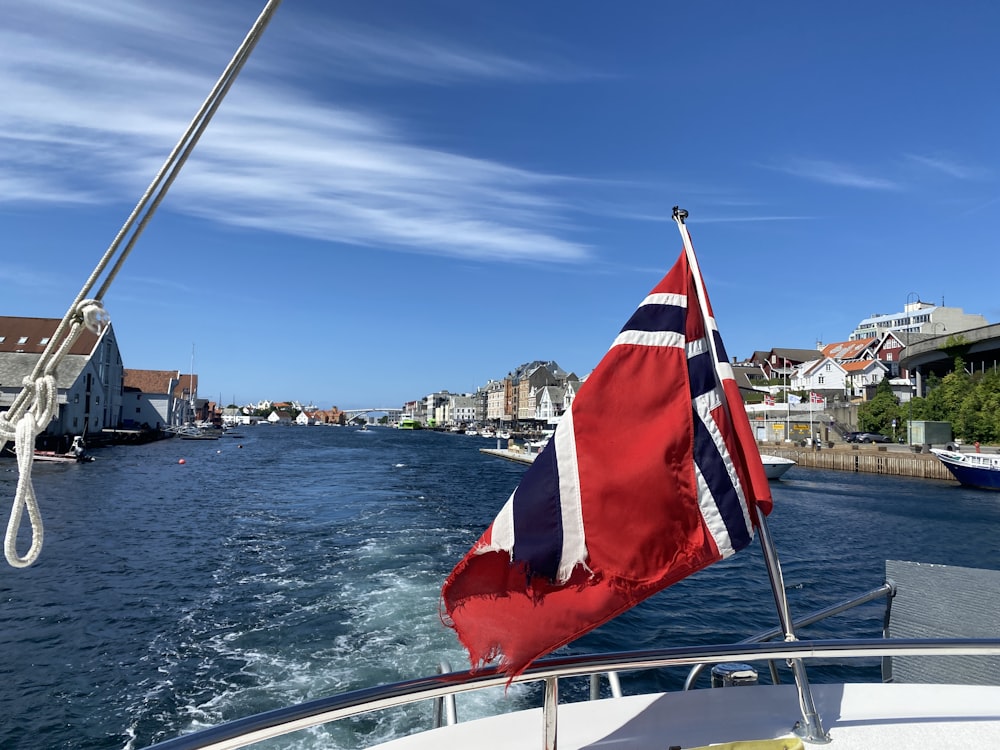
left=810, top=392, right=815, bottom=447
left=785, top=359, right=790, bottom=441
left=753, top=505, right=829, bottom=743
left=672, top=207, right=829, bottom=744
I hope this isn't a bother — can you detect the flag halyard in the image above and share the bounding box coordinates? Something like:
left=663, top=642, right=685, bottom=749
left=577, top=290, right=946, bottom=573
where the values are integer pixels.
left=442, top=238, right=772, bottom=678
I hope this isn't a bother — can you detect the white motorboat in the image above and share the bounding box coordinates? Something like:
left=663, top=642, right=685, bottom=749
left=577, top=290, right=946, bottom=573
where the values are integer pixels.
left=930, top=448, right=1000, bottom=490
left=761, top=454, right=796, bottom=480
left=145, top=556, right=1000, bottom=750
left=136, top=214, right=1000, bottom=750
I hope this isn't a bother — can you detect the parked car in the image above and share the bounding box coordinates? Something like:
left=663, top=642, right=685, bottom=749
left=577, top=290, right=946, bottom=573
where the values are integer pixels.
left=855, top=432, right=892, bottom=444
left=843, top=432, right=863, bottom=443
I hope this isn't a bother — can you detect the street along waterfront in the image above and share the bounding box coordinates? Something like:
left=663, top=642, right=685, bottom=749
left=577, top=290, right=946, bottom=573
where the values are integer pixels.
left=1, top=426, right=997, bottom=749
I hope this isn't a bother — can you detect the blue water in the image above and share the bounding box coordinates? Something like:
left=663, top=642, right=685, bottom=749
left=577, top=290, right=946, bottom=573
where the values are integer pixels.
left=1, top=427, right=998, bottom=749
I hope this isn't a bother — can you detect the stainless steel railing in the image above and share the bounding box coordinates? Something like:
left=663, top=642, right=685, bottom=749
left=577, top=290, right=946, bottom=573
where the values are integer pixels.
left=144, top=636, right=1000, bottom=750
left=682, top=581, right=895, bottom=690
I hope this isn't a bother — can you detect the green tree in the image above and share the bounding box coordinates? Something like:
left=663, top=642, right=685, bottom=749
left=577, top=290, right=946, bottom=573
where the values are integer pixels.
left=857, top=377, right=902, bottom=436
left=907, top=360, right=1000, bottom=444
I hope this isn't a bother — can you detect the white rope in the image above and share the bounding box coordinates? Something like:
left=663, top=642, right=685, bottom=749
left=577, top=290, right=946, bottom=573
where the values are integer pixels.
left=1, top=0, right=283, bottom=568
left=1, top=375, right=57, bottom=567
left=0, top=297, right=96, bottom=567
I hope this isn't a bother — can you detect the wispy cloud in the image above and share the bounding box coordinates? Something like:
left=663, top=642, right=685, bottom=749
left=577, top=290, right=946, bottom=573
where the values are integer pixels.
left=768, top=158, right=900, bottom=190
left=284, top=19, right=576, bottom=85
left=905, top=153, right=988, bottom=180
left=0, top=2, right=593, bottom=264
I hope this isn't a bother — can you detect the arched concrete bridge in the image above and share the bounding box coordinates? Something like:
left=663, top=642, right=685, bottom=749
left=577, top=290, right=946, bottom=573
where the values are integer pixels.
left=900, top=322, right=1000, bottom=395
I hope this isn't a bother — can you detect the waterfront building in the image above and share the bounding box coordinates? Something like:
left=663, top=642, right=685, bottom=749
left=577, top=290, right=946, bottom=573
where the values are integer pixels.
left=0, top=316, right=124, bottom=437
left=447, top=393, right=476, bottom=427
left=122, top=369, right=187, bottom=429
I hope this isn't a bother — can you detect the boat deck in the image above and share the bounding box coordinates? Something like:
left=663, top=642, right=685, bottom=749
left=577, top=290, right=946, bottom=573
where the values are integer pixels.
left=372, top=682, right=1000, bottom=750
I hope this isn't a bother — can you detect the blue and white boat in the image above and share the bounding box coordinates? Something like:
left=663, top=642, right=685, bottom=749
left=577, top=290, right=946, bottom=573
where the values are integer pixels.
left=930, top=448, right=1000, bottom=490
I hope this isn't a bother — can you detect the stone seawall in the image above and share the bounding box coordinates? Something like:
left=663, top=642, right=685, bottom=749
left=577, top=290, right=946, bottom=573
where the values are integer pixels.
left=762, top=444, right=954, bottom=481
left=484, top=443, right=958, bottom=482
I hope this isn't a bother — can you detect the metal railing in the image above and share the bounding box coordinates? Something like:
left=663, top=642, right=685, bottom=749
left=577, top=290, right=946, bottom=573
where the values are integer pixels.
left=682, top=581, right=895, bottom=690
left=144, top=635, right=1000, bottom=750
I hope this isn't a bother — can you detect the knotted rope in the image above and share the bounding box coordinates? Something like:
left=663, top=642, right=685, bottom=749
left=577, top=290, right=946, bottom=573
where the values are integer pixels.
left=1, top=0, right=283, bottom=569
left=1, top=300, right=106, bottom=567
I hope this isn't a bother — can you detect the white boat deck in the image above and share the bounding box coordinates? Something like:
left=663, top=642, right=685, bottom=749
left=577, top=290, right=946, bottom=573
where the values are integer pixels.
left=372, top=682, right=1000, bottom=750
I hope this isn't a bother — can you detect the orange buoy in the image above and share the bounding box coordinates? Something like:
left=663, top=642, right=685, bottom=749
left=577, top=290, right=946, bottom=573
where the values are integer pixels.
left=178, top=458, right=186, bottom=465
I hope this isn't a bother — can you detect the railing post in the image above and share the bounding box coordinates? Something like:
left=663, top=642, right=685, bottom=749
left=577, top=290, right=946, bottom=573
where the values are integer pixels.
left=543, top=676, right=558, bottom=750
left=754, top=506, right=830, bottom=743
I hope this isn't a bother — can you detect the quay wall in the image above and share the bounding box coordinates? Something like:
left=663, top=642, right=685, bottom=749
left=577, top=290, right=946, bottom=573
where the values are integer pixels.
left=761, top=444, right=955, bottom=481
left=485, top=443, right=957, bottom=482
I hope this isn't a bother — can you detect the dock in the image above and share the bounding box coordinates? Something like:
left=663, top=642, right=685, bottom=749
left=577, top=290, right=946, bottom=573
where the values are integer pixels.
left=480, top=447, right=536, bottom=466
left=483, top=442, right=960, bottom=482
left=762, top=444, right=955, bottom=481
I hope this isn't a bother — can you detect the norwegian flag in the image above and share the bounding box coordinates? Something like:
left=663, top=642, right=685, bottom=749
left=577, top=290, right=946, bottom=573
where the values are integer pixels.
left=810, top=392, right=825, bottom=405
left=764, top=394, right=776, bottom=406
left=442, top=237, right=773, bottom=678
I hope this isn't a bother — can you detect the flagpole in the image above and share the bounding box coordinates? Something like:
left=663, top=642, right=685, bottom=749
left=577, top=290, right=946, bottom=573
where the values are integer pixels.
left=753, top=505, right=829, bottom=743
left=785, top=358, right=790, bottom=441
left=810, top=393, right=815, bottom=447
left=672, top=207, right=828, bottom=744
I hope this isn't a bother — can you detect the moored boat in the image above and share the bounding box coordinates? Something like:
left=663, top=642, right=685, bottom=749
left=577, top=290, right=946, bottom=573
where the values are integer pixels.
left=930, top=448, right=1000, bottom=490
left=31, top=449, right=95, bottom=463
left=761, top=454, right=796, bottom=480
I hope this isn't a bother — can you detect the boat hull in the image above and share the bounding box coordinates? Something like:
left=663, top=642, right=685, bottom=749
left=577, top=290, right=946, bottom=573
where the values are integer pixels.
left=761, top=454, right=795, bottom=480
left=930, top=449, right=1000, bottom=490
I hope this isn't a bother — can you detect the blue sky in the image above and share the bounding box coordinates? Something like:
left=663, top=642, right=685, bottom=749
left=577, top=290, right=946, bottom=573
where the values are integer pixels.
left=2, top=1, right=998, bottom=409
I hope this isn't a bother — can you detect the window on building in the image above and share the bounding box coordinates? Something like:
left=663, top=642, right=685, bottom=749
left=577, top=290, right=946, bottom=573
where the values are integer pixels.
left=17, top=336, right=28, bottom=344
left=136, top=407, right=141, bottom=413
left=39, top=337, right=50, bottom=345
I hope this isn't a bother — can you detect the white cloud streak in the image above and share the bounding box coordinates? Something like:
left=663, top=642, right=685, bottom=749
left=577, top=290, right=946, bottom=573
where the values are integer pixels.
left=0, top=1, right=592, bottom=263
left=905, top=153, right=988, bottom=180
left=770, top=158, right=900, bottom=190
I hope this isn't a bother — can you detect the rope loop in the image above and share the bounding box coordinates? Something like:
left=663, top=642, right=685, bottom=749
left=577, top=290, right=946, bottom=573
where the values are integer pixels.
left=2, top=374, right=57, bottom=567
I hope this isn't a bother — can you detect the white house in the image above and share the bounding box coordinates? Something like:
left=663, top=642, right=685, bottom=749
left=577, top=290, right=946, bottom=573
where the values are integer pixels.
left=791, top=358, right=847, bottom=393
left=268, top=410, right=294, bottom=425
left=842, top=359, right=890, bottom=398
left=535, top=385, right=565, bottom=422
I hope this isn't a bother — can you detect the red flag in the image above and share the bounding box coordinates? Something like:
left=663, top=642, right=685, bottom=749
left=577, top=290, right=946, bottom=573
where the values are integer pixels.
left=441, top=241, right=772, bottom=678
left=810, top=392, right=825, bottom=405
left=764, top=394, right=776, bottom=406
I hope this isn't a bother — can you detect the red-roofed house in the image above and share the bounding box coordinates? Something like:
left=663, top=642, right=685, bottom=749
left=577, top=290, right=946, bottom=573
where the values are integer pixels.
left=0, top=316, right=124, bottom=437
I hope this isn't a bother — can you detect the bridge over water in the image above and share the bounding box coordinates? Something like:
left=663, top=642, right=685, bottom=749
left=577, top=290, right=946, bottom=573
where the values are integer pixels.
left=342, top=407, right=403, bottom=422
left=901, top=322, right=1000, bottom=394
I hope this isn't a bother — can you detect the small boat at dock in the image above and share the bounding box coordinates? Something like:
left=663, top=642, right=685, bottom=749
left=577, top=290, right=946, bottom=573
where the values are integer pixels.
left=761, top=454, right=796, bottom=480
left=930, top=448, right=1000, bottom=490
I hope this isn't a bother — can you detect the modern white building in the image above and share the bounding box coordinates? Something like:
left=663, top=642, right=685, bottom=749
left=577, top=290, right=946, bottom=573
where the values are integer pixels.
left=849, top=300, right=988, bottom=341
